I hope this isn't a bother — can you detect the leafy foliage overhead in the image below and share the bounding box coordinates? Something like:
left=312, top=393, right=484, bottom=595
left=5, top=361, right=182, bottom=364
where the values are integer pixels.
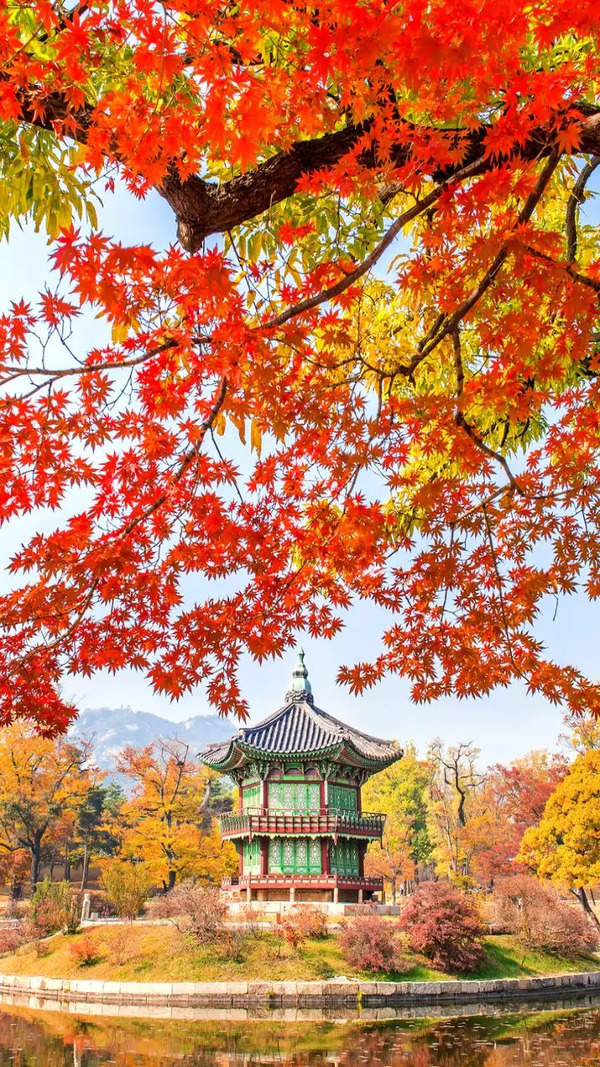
left=2, top=0, right=600, bottom=729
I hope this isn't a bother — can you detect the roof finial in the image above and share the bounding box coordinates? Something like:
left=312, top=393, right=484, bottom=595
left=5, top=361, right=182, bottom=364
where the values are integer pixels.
left=285, top=647, right=314, bottom=704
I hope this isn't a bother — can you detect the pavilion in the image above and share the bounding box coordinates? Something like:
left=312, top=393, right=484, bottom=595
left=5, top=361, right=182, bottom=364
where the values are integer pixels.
left=200, top=651, right=402, bottom=903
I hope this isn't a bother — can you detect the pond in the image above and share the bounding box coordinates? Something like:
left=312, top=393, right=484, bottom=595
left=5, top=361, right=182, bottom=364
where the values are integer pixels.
left=0, top=998, right=599, bottom=1065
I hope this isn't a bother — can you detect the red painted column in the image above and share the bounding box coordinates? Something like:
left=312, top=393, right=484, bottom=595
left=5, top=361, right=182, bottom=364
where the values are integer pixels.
left=260, top=837, right=268, bottom=877
left=321, top=838, right=330, bottom=876
left=358, top=841, right=365, bottom=877
left=237, top=841, right=243, bottom=877
left=261, top=778, right=268, bottom=813
left=356, top=782, right=362, bottom=813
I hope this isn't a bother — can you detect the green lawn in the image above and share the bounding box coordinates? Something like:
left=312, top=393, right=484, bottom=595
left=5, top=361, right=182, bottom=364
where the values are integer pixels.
left=0, top=925, right=597, bottom=983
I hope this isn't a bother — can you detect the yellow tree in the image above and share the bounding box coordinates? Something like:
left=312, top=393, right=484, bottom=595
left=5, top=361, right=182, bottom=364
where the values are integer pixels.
left=117, top=739, right=235, bottom=890
left=519, top=750, right=600, bottom=928
left=363, top=743, right=434, bottom=900
left=0, top=724, right=99, bottom=890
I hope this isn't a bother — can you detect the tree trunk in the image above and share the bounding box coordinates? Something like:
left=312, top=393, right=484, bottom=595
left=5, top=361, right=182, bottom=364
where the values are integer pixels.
left=168, top=868, right=176, bottom=891
left=80, top=844, right=90, bottom=891
left=574, top=886, right=600, bottom=929
left=30, top=846, right=41, bottom=893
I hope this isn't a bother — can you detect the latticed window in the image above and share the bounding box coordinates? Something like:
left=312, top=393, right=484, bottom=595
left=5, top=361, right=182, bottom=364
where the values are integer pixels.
left=268, top=781, right=320, bottom=811
left=329, top=784, right=358, bottom=813
left=243, top=838, right=261, bottom=873
left=309, top=838, right=322, bottom=872
left=268, top=836, right=322, bottom=874
left=330, top=840, right=359, bottom=875
left=242, top=782, right=261, bottom=809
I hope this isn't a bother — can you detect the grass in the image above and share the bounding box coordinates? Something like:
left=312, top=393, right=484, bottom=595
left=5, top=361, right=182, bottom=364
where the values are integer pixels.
left=0, top=925, right=597, bottom=983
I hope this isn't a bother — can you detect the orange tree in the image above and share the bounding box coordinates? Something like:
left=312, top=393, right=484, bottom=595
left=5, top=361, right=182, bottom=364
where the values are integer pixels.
left=2, top=3, right=600, bottom=730
left=116, top=739, right=235, bottom=890
left=0, top=724, right=99, bottom=889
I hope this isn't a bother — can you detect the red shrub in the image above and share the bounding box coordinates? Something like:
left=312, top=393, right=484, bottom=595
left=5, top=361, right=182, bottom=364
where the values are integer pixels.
left=492, top=875, right=598, bottom=958
left=400, top=882, right=484, bottom=973
left=0, top=926, right=23, bottom=955
left=69, top=934, right=100, bottom=968
left=338, top=915, right=409, bottom=974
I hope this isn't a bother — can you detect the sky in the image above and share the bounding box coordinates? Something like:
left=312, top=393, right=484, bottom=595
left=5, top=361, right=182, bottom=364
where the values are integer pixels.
left=0, top=175, right=598, bottom=768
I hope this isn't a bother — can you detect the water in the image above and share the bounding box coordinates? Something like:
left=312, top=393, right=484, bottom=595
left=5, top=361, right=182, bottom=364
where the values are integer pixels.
left=0, top=1000, right=599, bottom=1064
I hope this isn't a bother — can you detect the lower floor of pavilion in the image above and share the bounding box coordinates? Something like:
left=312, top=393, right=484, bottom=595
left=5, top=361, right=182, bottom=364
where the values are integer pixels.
left=227, top=834, right=382, bottom=902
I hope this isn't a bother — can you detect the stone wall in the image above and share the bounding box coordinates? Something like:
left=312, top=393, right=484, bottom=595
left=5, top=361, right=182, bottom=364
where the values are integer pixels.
left=0, top=969, right=599, bottom=1013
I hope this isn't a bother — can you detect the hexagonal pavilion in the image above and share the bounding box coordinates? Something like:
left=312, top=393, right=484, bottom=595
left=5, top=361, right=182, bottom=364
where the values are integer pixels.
left=200, top=651, right=402, bottom=903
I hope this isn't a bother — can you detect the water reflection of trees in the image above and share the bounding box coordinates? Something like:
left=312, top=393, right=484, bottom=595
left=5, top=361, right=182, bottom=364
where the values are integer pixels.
left=0, top=1005, right=598, bottom=1065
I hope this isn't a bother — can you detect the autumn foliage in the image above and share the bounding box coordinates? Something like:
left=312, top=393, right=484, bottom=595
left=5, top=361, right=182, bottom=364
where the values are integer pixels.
left=339, top=914, right=409, bottom=975
left=492, top=875, right=598, bottom=957
left=1, top=3, right=600, bottom=729
left=400, top=882, right=485, bottom=973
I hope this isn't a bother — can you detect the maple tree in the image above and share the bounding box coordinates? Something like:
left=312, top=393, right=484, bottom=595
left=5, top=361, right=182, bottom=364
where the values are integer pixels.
left=2, top=2, right=600, bottom=729
left=473, top=751, right=569, bottom=883
left=519, top=748, right=600, bottom=927
left=0, top=723, right=99, bottom=889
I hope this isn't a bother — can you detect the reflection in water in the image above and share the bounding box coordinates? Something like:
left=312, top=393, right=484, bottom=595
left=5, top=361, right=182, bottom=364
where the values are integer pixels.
left=0, top=1003, right=599, bottom=1065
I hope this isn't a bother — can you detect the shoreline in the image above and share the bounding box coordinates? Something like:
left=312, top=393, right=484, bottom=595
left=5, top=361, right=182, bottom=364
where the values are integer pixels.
left=0, top=968, right=599, bottom=1020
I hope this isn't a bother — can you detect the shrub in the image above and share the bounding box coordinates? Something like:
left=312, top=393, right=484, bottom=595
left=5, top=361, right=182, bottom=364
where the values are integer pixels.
left=30, top=880, right=80, bottom=935
left=151, top=882, right=227, bottom=944
left=0, top=926, right=23, bottom=955
left=400, top=881, right=484, bottom=973
left=293, top=905, right=328, bottom=940
left=69, top=934, right=100, bottom=968
left=219, top=927, right=251, bottom=962
left=100, top=861, right=152, bottom=920
left=338, top=914, right=409, bottom=974
left=274, top=906, right=328, bottom=953
left=492, top=875, right=598, bottom=958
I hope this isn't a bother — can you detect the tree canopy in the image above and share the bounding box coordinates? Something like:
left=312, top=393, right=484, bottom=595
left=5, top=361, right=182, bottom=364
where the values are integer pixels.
left=2, top=1, right=600, bottom=729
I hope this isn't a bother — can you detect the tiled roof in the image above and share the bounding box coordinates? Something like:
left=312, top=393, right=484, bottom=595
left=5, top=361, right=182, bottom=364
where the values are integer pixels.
left=200, top=698, right=400, bottom=767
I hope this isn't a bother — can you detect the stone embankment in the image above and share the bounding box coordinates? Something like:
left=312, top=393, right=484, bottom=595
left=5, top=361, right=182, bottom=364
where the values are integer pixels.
left=0, top=969, right=599, bottom=1014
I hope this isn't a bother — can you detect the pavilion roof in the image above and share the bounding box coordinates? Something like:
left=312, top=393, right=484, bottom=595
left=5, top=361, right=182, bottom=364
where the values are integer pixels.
left=199, top=651, right=402, bottom=772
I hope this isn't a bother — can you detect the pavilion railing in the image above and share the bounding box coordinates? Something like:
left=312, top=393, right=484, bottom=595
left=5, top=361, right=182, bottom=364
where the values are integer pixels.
left=219, top=808, right=385, bottom=840
left=223, top=873, right=384, bottom=890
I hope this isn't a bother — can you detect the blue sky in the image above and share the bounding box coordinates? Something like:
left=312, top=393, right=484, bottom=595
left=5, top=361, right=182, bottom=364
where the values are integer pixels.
left=0, top=179, right=597, bottom=767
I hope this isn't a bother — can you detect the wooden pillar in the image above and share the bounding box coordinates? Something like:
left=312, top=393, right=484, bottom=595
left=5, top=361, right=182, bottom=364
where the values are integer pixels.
left=358, top=889, right=364, bottom=904
left=356, top=780, right=362, bottom=813
left=321, top=839, right=330, bottom=876
left=261, top=778, right=268, bottom=813
left=358, top=841, right=365, bottom=877
left=289, top=885, right=295, bottom=904
left=238, top=841, right=243, bottom=878
left=260, top=837, right=268, bottom=877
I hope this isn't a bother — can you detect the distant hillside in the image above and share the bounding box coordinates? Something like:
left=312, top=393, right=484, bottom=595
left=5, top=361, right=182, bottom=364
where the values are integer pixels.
left=70, top=706, right=234, bottom=774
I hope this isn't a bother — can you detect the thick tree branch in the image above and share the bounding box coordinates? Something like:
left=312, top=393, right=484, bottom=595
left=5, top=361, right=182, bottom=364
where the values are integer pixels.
left=11, top=71, right=600, bottom=252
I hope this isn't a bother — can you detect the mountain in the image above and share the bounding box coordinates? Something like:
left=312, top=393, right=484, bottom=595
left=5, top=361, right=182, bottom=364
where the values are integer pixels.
left=70, top=706, right=234, bottom=774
